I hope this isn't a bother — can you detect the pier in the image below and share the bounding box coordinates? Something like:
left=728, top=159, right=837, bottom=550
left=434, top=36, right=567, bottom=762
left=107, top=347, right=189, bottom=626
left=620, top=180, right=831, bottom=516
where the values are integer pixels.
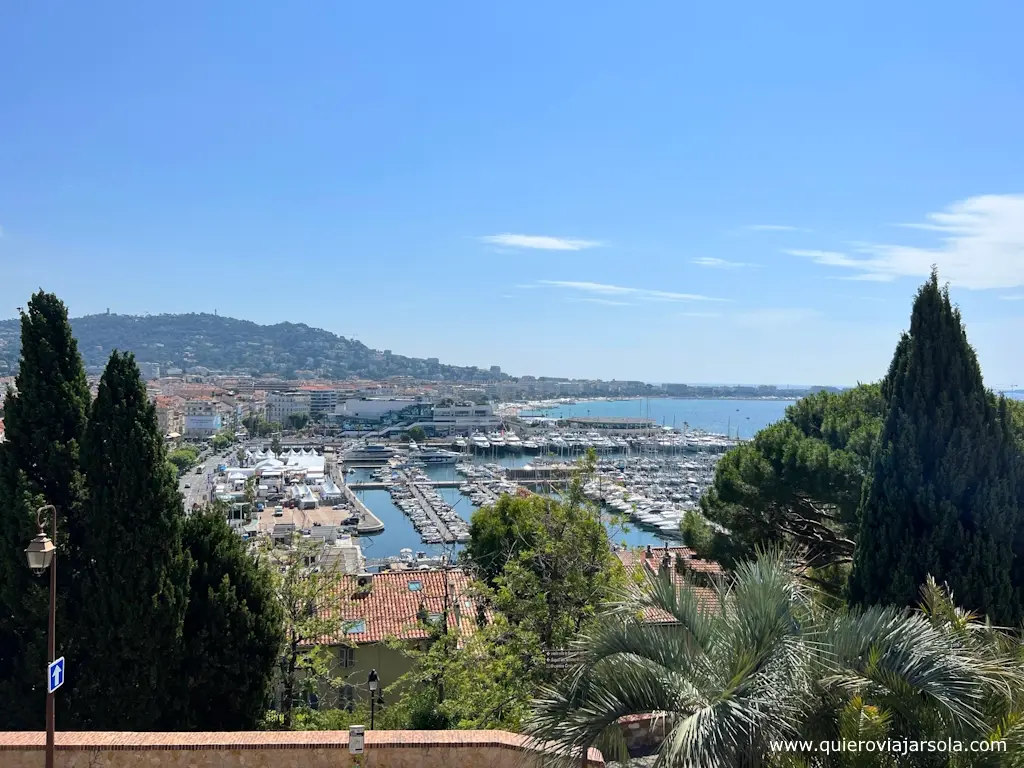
left=398, top=470, right=460, bottom=544
left=340, top=481, right=386, bottom=534
left=349, top=480, right=463, bottom=490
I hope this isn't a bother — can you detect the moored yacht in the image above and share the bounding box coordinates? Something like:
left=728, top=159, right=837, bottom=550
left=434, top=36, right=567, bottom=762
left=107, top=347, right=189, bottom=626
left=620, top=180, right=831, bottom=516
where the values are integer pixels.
left=504, top=433, right=523, bottom=451
left=343, top=444, right=397, bottom=464
left=410, top=446, right=461, bottom=465
left=470, top=433, right=491, bottom=450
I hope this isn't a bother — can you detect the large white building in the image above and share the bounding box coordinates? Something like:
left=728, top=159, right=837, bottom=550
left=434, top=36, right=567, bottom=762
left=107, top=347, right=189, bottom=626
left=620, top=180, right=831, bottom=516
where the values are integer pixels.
left=184, top=400, right=223, bottom=437
left=303, top=388, right=340, bottom=416
left=265, top=391, right=311, bottom=424
left=333, top=397, right=420, bottom=422
left=431, top=403, right=503, bottom=434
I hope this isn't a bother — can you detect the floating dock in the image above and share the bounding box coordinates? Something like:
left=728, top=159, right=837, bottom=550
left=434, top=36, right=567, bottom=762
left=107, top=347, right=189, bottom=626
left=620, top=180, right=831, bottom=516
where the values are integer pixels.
left=349, top=480, right=462, bottom=490
left=398, top=470, right=460, bottom=544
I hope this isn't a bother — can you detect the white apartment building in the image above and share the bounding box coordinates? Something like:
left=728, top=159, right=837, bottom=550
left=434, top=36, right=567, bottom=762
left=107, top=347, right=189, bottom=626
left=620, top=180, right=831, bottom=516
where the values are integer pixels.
left=184, top=399, right=223, bottom=437
left=265, top=391, right=311, bottom=424
left=304, top=388, right=339, bottom=416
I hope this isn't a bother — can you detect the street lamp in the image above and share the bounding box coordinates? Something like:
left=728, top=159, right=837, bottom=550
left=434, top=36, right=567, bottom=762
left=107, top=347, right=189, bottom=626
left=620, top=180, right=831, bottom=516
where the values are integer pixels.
left=24, top=504, right=57, bottom=768
left=367, top=669, right=379, bottom=729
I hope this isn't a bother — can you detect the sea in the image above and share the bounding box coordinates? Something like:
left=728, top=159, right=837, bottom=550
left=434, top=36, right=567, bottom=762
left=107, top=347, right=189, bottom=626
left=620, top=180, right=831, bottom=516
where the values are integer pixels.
left=351, top=397, right=795, bottom=561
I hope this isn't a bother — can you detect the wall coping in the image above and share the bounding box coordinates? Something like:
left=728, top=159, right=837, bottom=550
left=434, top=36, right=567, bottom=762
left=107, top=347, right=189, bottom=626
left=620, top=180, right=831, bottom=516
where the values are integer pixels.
left=0, top=730, right=603, bottom=765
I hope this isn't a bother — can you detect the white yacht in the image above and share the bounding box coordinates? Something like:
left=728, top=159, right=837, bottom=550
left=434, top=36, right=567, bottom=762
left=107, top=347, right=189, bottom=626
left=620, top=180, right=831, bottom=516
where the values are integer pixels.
left=343, top=444, right=396, bottom=464
left=453, top=437, right=468, bottom=449
left=411, top=447, right=461, bottom=465
left=470, top=433, right=491, bottom=450
left=487, top=432, right=506, bottom=449
left=522, top=439, right=540, bottom=453
left=504, top=433, right=523, bottom=451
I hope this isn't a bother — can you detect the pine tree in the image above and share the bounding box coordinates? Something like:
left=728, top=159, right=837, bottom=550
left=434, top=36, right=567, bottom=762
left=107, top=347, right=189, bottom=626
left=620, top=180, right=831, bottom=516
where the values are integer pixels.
left=173, top=509, right=283, bottom=730
left=0, top=292, right=90, bottom=729
left=849, top=270, right=1022, bottom=623
left=72, top=350, right=192, bottom=728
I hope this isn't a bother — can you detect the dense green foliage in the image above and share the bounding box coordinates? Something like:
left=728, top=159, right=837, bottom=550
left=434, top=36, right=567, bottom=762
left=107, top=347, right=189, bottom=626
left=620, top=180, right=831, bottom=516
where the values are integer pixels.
left=528, top=550, right=1024, bottom=768
left=384, top=615, right=544, bottom=732
left=265, top=535, right=351, bottom=728
left=465, top=487, right=623, bottom=648
left=71, top=351, right=193, bottom=728
left=242, top=416, right=281, bottom=437
left=167, top=446, right=200, bottom=472
left=286, top=413, right=310, bottom=430
left=0, top=293, right=287, bottom=732
left=0, top=312, right=506, bottom=381
left=407, top=425, right=427, bottom=442
left=176, top=510, right=284, bottom=729
left=691, top=384, right=885, bottom=570
left=849, top=271, right=1023, bottom=624
left=0, top=292, right=91, bottom=728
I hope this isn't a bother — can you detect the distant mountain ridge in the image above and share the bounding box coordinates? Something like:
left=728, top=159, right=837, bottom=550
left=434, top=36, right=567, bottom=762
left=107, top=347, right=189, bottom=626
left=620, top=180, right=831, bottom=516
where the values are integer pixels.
left=0, top=312, right=502, bottom=382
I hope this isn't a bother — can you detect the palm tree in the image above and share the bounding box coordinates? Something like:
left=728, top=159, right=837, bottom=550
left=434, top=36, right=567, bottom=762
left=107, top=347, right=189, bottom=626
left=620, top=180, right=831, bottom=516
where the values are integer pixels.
left=527, top=550, right=1023, bottom=768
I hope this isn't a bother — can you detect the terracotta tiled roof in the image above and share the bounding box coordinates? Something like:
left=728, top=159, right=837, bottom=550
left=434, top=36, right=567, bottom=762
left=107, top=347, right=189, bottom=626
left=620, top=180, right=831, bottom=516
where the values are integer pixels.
left=321, top=569, right=485, bottom=645
left=615, top=546, right=722, bottom=620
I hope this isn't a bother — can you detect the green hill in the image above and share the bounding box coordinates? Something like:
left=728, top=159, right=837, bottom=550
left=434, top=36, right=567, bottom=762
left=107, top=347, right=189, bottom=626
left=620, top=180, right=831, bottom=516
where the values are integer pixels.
left=0, top=312, right=499, bottom=381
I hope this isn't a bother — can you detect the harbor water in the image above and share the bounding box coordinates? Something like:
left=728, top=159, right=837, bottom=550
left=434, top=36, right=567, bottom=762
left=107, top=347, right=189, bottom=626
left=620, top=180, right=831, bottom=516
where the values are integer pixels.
left=352, top=397, right=795, bottom=558
left=521, top=396, right=796, bottom=440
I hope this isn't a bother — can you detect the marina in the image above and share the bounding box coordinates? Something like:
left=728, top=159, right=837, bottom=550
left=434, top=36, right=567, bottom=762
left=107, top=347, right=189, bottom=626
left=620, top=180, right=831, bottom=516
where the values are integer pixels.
left=333, top=398, right=791, bottom=561
left=387, top=468, right=472, bottom=545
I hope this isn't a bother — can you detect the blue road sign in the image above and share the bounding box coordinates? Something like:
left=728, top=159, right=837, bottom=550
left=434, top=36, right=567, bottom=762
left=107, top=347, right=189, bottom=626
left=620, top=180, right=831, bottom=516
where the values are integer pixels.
left=47, top=657, right=65, bottom=694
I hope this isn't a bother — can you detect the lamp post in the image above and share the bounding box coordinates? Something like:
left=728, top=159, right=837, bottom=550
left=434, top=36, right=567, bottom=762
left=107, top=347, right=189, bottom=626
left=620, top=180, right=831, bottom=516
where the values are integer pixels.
left=367, top=669, right=379, bottom=729
left=24, top=504, right=57, bottom=768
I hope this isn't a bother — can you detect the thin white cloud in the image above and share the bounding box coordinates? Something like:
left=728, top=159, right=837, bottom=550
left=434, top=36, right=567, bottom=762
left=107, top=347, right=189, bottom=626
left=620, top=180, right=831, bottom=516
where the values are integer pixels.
left=480, top=234, right=603, bottom=251
left=747, top=224, right=808, bottom=232
left=569, top=297, right=632, bottom=306
left=537, top=280, right=726, bottom=303
left=787, top=195, right=1024, bottom=290
left=1000, top=294, right=1024, bottom=301
left=678, top=311, right=722, bottom=318
left=692, top=257, right=755, bottom=269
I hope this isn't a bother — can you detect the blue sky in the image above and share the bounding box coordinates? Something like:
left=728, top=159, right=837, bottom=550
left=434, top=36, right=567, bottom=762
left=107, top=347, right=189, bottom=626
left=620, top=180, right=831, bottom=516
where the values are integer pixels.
left=2, top=1, right=1022, bottom=387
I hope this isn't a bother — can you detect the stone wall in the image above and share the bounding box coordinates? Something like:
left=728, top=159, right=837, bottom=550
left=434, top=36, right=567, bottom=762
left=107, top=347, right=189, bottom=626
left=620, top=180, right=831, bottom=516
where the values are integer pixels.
left=619, top=713, right=670, bottom=753
left=0, top=730, right=604, bottom=768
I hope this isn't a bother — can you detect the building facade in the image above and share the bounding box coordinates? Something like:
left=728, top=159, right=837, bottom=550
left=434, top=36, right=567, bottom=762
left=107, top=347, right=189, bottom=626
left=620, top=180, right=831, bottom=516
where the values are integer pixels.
left=184, top=399, right=223, bottom=437
left=265, top=391, right=311, bottom=424
left=302, top=387, right=339, bottom=416
left=137, top=361, right=161, bottom=380
left=431, top=403, right=503, bottom=434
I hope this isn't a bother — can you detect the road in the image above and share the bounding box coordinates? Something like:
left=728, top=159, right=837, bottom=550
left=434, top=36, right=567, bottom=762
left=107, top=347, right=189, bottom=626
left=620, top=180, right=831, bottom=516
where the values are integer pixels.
left=177, top=450, right=234, bottom=513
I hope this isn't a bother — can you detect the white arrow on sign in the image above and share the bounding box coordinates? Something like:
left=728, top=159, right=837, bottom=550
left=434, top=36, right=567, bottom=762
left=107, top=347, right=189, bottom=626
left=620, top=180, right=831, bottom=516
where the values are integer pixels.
left=47, top=656, right=65, bottom=694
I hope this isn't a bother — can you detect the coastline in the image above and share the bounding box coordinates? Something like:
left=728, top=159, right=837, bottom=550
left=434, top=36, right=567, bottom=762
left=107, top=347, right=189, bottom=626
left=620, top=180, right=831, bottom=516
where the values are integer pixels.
left=497, top=394, right=800, bottom=417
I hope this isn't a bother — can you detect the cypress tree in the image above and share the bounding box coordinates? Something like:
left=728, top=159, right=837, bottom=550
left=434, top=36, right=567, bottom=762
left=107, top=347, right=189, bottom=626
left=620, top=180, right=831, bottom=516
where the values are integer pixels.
left=0, top=292, right=90, bottom=729
left=72, top=350, right=192, bottom=728
left=849, top=269, right=1021, bottom=623
left=174, top=509, right=284, bottom=730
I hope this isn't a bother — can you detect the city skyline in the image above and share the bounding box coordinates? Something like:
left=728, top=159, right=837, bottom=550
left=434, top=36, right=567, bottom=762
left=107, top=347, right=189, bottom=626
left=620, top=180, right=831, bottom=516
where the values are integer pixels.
left=1, top=1, right=1022, bottom=386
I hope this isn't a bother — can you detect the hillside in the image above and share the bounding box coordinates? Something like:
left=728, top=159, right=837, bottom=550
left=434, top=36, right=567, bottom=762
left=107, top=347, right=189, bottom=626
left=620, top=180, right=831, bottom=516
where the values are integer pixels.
left=0, top=312, right=501, bottom=382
